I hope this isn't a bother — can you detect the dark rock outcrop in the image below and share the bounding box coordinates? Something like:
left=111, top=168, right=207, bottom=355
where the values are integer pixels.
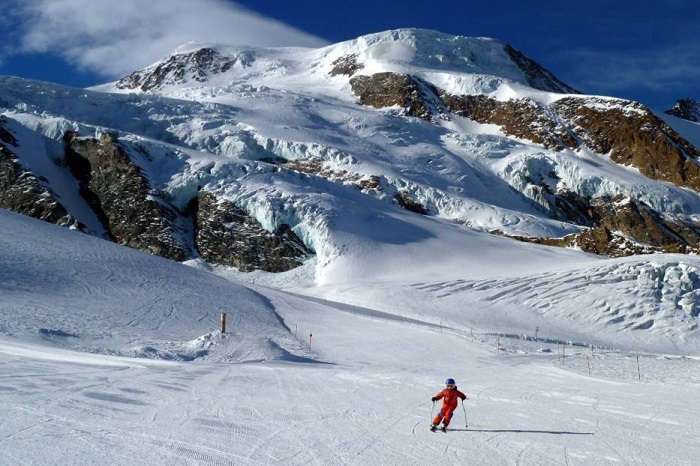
left=194, top=192, right=310, bottom=272
left=394, top=191, right=429, bottom=214
left=116, top=47, right=252, bottom=92
left=64, top=131, right=188, bottom=260
left=329, top=54, right=364, bottom=77
left=665, top=98, right=700, bottom=122
left=508, top=195, right=700, bottom=257
left=349, top=72, right=439, bottom=120
left=442, top=94, right=577, bottom=150
left=0, top=145, right=75, bottom=227
left=441, top=93, right=700, bottom=193
left=0, top=120, right=75, bottom=227
left=504, top=44, right=579, bottom=94
left=553, top=97, right=700, bottom=191
left=283, top=158, right=382, bottom=192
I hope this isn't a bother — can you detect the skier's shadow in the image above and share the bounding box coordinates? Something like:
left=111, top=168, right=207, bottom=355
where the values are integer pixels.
left=449, top=428, right=593, bottom=435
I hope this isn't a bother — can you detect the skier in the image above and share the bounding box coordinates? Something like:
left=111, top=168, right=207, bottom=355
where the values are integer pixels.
left=430, top=378, right=467, bottom=432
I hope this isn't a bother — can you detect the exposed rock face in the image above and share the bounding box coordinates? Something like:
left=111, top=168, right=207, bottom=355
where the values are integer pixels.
left=349, top=72, right=439, bottom=120
left=588, top=196, right=700, bottom=248
left=553, top=97, right=700, bottom=191
left=394, top=191, right=429, bottom=214
left=441, top=94, right=577, bottom=150
left=504, top=44, right=579, bottom=94
left=0, top=145, right=75, bottom=227
left=194, top=192, right=310, bottom=272
left=329, top=54, right=364, bottom=77
left=283, top=158, right=382, bottom=192
left=64, top=131, right=188, bottom=260
left=508, top=195, right=700, bottom=257
left=665, top=98, right=700, bottom=122
left=116, top=47, right=252, bottom=92
left=441, top=93, right=700, bottom=193
left=0, top=120, right=75, bottom=227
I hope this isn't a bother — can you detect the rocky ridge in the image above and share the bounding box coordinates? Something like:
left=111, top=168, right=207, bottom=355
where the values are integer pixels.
left=665, top=98, right=700, bottom=123
left=503, top=44, right=579, bottom=94
left=116, top=47, right=253, bottom=92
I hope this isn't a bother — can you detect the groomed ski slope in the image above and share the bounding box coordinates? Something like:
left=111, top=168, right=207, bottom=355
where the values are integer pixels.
left=1, top=210, right=700, bottom=465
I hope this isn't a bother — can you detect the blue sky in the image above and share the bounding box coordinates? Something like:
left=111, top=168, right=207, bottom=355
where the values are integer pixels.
left=0, top=0, right=697, bottom=109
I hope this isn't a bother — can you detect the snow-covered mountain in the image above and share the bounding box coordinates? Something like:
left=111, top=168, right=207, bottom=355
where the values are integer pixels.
left=3, top=28, right=700, bottom=465
left=2, top=28, right=700, bottom=350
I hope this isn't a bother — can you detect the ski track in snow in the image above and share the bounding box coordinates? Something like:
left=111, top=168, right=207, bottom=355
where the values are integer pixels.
left=0, top=211, right=698, bottom=465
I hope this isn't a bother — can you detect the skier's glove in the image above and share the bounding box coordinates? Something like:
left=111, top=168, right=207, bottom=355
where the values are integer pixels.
left=431, top=396, right=439, bottom=402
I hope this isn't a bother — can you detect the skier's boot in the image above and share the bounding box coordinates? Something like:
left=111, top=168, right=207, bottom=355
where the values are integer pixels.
left=440, top=425, right=447, bottom=432
left=430, top=424, right=438, bottom=432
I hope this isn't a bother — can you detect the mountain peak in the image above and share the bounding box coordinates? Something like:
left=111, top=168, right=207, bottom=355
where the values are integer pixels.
left=109, top=28, right=577, bottom=96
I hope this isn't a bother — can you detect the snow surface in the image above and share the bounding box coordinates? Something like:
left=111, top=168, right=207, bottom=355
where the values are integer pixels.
left=1, top=210, right=699, bottom=465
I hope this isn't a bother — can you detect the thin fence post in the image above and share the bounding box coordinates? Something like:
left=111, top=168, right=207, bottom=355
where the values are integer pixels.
left=309, top=333, right=313, bottom=349
left=496, top=335, right=500, bottom=352
left=220, top=312, right=227, bottom=334
left=561, top=343, right=565, bottom=366
left=587, top=357, right=591, bottom=377
left=636, top=354, right=641, bottom=381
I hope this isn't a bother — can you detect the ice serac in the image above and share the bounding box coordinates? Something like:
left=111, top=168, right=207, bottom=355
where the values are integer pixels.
left=194, top=192, right=310, bottom=272
left=665, top=98, right=700, bottom=123
left=0, top=119, right=76, bottom=227
left=64, top=131, right=189, bottom=260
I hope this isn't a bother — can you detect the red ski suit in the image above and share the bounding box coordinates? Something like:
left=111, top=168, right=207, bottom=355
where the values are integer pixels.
left=432, top=387, right=467, bottom=427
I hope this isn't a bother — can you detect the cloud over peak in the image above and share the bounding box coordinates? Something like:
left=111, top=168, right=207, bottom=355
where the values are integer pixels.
left=12, top=0, right=327, bottom=78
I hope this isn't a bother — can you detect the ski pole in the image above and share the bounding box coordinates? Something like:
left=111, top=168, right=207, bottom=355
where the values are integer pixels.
left=461, top=399, right=468, bottom=428
left=430, top=400, right=435, bottom=420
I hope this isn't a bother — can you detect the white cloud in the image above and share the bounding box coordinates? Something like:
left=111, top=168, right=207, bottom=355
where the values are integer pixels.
left=11, top=0, right=327, bottom=78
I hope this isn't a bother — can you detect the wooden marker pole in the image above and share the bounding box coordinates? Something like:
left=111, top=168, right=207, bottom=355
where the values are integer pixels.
left=220, top=312, right=227, bottom=334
